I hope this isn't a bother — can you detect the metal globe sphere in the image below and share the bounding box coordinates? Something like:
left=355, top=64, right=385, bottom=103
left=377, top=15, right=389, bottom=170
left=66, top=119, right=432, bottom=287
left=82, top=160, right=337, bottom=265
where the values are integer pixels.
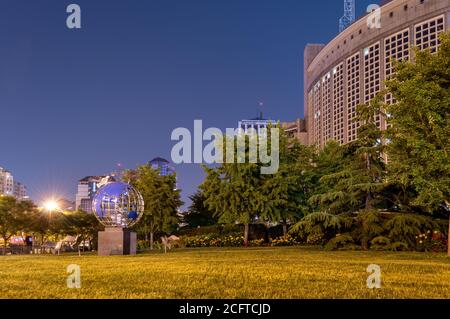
left=92, top=182, right=144, bottom=228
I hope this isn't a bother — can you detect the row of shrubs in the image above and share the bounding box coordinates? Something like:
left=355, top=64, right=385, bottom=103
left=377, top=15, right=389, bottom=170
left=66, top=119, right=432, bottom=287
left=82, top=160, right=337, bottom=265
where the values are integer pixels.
left=138, top=231, right=446, bottom=251
left=181, top=234, right=300, bottom=248
left=296, top=211, right=448, bottom=252
left=136, top=233, right=300, bottom=250
left=323, top=232, right=447, bottom=252
left=137, top=211, right=448, bottom=252
left=180, top=231, right=446, bottom=251
left=177, top=224, right=243, bottom=237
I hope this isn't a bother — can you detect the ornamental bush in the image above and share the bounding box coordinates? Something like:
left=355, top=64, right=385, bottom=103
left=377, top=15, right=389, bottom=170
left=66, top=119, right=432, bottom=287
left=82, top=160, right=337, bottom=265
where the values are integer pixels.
left=249, top=239, right=265, bottom=247
left=291, top=211, right=448, bottom=252
left=390, top=242, right=409, bottom=252
left=370, top=236, right=391, bottom=251
left=181, top=234, right=245, bottom=248
left=324, top=234, right=355, bottom=251
left=270, top=235, right=299, bottom=247
left=180, top=234, right=303, bottom=248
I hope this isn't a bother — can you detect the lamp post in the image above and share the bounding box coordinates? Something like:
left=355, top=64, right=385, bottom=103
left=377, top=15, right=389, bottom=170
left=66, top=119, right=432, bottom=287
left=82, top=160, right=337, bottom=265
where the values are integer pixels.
left=41, top=200, right=60, bottom=254
left=43, top=200, right=59, bottom=214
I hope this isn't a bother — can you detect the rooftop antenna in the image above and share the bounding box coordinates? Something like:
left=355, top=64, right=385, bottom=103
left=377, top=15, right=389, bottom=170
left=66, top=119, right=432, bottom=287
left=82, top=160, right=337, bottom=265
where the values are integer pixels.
left=257, top=101, right=264, bottom=120
left=339, top=0, right=355, bottom=33
left=112, top=162, right=125, bottom=180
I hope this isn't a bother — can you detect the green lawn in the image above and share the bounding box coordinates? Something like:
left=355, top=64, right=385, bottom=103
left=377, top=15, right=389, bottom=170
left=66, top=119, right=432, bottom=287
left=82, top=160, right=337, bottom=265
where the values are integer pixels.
left=0, top=247, right=449, bottom=299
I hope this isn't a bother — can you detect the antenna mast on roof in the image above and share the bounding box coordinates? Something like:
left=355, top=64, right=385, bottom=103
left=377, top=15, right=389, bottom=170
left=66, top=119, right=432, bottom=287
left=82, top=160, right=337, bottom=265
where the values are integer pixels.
left=339, top=0, right=355, bottom=32
left=257, top=101, right=264, bottom=120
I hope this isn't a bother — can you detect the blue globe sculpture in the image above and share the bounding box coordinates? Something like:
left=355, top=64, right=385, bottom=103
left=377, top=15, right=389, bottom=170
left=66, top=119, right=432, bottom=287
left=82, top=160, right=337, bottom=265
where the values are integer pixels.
left=92, top=182, right=144, bottom=228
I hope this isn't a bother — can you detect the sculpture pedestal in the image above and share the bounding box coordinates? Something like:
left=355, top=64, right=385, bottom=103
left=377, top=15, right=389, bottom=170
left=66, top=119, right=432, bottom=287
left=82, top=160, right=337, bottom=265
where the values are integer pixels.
left=98, top=227, right=136, bottom=256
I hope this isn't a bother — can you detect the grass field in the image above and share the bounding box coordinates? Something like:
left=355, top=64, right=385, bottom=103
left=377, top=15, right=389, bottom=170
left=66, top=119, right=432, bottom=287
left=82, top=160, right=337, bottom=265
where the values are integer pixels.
left=0, top=247, right=449, bottom=299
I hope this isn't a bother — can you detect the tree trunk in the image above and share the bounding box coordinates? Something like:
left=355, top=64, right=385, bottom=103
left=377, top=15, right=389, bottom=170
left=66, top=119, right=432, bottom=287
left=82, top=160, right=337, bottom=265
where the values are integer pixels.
left=445, top=200, right=450, bottom=258
left=361, top=237, right=369, bottom=250
left=150, top=231, right=154, bottom=250
left=446, top=201, right=450, bottom=258
left=365, top=153, right=373, bottom=210
left=41, top=234, right=45, bottom=254
left=244, top=224, right=249, bottom=247
left=283, top=224, right=288, bottom=237
left=2, top=238, right=6, bottom=256
left=149, top=221, right=154, bottom=250
left=365, top=194, right=373, bottom=210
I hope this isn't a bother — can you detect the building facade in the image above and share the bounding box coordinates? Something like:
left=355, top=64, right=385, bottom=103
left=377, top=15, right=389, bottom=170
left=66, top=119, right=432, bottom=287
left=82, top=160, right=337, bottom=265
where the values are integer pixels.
left=281, top=119, right=309, bottom=145
left=0, top=166, right=28, bottom=200
left=13, top=182, right=27, bottom=200
left=56, top=198, right=76, bottom=211
left=75, top=175, right=115, bottom=212
left=149, top=157, right=175, bottom=176
left=0, top=167, right=14, bottom=197
left=238, top=113, right=278, bottom=135
left=303, top=0, right=450, bottom=148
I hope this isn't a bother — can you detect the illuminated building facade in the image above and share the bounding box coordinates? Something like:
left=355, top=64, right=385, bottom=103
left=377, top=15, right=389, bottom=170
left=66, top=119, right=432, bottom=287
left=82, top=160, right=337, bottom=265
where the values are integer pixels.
left=303, top=0, right=449, bottom=148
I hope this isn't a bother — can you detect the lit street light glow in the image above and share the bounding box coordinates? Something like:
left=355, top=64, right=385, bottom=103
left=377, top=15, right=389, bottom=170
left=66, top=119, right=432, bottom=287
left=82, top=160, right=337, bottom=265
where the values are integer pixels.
left=43, top=200, right=59, bottom=212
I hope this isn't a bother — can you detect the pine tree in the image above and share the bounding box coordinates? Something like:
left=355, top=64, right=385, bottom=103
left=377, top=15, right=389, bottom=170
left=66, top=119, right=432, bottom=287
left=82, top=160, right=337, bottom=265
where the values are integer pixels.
left=184, top=191, right=218, bottom=228
left=309, top=94, right=387, bottom=214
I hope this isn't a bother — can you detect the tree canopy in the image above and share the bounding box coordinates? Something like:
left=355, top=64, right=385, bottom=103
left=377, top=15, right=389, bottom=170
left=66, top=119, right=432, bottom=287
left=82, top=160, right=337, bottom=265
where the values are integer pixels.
left=124, top=164, right=183, bottom=249
left=385, top=32, right=450, bottom=213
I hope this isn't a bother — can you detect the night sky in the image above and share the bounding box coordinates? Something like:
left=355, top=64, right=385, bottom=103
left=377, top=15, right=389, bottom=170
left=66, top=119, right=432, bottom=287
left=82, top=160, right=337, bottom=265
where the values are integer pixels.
left=0, top=0, right=374, bottom=208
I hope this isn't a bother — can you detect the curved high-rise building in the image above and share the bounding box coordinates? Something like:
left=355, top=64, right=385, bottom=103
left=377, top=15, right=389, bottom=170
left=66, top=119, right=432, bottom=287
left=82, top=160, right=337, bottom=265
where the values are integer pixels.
left=304, top=0, right=450, bottom=148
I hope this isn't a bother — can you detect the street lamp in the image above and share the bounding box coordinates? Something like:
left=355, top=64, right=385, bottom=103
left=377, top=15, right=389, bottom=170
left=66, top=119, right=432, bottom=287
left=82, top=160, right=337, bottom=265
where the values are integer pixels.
left=43, top=200, right=59, bottom=212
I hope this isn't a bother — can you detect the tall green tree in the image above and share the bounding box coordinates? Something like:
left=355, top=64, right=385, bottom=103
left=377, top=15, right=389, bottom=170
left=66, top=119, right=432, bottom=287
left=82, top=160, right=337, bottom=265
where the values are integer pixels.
left=307, top=141, right=345, bottom=210
left=201, top=156, right=262, bottom=247
left=183, top=191, right=218, bottom=228
left=385, top=32, right=450, bottom=212
left=310, top=95, right=387, bottom=214
left=384, top=32, right=450, bottom=255
left=64, top=210, right=103, bottom=250
left=292, top=96, right=388, bottom=249
left=0, top=196, right=36, bottom=254
left=258, top=135, right=310, bottom=235
left=28, top=208, right=53, bottom=247
left=124, top=165, right=183, bottom=249
left=201, top=127, right=301, bottom=245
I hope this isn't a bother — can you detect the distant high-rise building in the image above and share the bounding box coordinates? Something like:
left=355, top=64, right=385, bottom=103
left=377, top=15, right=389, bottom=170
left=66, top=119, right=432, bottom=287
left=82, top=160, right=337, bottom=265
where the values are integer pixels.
left=75, top=175, right=115, bottom=212
left=238, top=113, right=277, bottom=135
left=13, top=182, right=27, bottom=200
left=149, top=157, right=175, bottom=176
left=0, top=167, right=14, bottom=197
left=0, top=166, right=28, bottom=200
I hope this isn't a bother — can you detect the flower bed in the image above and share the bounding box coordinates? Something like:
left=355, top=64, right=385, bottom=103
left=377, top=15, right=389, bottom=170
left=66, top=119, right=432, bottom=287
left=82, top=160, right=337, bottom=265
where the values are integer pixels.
left=181, top=234, right=300, bottom=248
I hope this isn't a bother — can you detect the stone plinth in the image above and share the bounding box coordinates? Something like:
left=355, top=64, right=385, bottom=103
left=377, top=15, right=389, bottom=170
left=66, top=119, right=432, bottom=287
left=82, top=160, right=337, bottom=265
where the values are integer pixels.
left=98, top=227, right=137, bottom=256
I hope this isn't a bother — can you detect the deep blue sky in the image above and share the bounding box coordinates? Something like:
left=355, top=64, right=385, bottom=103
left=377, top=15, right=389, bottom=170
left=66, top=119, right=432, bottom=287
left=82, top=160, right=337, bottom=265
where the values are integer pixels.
left=0, top=0, right=374, bottom=208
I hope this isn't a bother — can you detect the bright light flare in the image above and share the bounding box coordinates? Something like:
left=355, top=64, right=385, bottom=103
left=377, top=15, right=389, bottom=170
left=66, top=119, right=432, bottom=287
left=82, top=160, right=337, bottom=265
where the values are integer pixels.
left=43, top=200, right=59, bottom=212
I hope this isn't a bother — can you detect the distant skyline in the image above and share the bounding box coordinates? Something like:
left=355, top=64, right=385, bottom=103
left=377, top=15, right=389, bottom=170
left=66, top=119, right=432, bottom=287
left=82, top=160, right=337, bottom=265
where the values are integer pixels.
left=1, top=0, right=375, bottom=208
